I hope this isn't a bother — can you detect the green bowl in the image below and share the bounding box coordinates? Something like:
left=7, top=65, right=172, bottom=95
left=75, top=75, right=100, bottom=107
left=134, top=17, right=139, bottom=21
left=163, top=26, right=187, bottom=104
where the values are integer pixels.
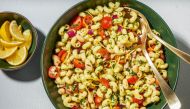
left=0, top=12, right=38, bottom=70
left=41, top=0, right=179, bottom=109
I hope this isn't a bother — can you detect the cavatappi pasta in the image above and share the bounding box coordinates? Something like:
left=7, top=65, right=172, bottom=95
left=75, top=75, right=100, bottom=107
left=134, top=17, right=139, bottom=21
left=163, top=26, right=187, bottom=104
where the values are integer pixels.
left=48, top=2, right=168, bottom=109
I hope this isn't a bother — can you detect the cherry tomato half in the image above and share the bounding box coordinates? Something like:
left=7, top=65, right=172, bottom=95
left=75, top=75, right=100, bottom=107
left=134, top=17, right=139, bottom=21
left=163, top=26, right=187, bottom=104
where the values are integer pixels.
left=70, top=16, right=83, bottom=30
left=97, top=48, right=110, bottom=60
left=57, top=50, right=67, bottom=62
left=48, top=66, right=60, bottom=79
left=83, top=15, right=93, bottom=26
left=97, top=48, right=109, bottom=55
left=127, top=76, right=138, bottom=84
left=94, top=95, right=103, bottom=106
left=132, top=97, right=144, bottom=105
left=101, top=16, right=112, bottom=29
left=58, top=50, right=65, bottom=58
left=73, top=59, right=85, bottom=69
left=99, top=78, right=110, bottom=88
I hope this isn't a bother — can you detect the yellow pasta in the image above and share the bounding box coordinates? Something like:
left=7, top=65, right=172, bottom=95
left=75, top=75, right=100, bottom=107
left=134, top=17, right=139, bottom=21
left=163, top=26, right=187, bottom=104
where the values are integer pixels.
left=48, top=1, right=169, bottom=109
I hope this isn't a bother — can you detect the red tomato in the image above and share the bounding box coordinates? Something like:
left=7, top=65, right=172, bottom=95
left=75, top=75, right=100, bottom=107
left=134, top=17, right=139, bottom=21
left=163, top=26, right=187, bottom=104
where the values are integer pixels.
left=101, top=16, right=112, bottom=29
left=57, top=50, right=66, bottom=58
left=132, top=97, right=144, bottom=105
left=127, top=76, right=138, bottom=84
left=97, top=48, right=110, bottom=60
left=99, top=78, right=110, bottom=88
left=83, top=15, right=92, bottom=25
left=61, top=52, right=67, bottom=62
left=73, top=59, right=85, bottom=69
left=57, top=50, right=67, bottom=62
left=97, top=48, right=109, bottom=55
left=70, top=16, right=83, bottom=30
left=94, top=95, right=102, bottom=105
left=48, top=66, right=60, bottom=79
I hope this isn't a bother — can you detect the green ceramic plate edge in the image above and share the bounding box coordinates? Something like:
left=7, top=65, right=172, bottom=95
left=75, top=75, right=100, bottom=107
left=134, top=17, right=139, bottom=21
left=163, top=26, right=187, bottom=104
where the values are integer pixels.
left=41, top=0, right=180, bottom=109
left=0, top=12, right=38, bottom=70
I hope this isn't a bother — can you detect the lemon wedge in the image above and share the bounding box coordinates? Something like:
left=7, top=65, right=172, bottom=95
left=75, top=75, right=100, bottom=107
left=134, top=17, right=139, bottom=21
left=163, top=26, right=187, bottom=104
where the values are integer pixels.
left=18, top=25, right=23, bottom=33
left=0, top=46, right=18, bottom=59
left=9, top=20, right=25, bottom=41
left=0, top=21, right=11, bottom=41
left=22, top=29, right=32, bottom=50
left=0, top=39, right=23, bottom=47
left=6, top=46, right=28, bottom=65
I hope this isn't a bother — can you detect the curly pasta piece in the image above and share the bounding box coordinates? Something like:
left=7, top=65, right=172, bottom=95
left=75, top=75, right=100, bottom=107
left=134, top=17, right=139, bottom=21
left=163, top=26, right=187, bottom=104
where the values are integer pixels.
left=63, top=96, right=77, bottom=108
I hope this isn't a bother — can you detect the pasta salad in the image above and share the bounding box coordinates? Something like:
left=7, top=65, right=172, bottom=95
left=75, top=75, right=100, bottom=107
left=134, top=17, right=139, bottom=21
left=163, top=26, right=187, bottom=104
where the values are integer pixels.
left=48, top=2, right=168, bottom=109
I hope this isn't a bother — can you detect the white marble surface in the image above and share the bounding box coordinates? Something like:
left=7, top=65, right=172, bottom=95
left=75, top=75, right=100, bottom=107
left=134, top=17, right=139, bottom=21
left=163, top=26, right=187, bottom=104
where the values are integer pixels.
left=0, top=0, right=190, bottom=109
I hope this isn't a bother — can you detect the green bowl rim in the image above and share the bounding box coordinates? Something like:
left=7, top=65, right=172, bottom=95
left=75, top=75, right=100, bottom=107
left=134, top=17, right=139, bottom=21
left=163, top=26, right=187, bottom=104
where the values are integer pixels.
left=41, top=0, right=180, bottom=109
left=0, top=11, right=38, bottom=71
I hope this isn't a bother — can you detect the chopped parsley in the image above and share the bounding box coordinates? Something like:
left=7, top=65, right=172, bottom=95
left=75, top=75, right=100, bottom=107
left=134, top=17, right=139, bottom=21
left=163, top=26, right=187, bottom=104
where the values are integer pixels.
left=72, top=84, right=77, bottom=91
left=129, top=70, right=136, bottom=75
left=80, top=99, right=86, bottom=104
left=65, top=84, right=69, bottom=89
